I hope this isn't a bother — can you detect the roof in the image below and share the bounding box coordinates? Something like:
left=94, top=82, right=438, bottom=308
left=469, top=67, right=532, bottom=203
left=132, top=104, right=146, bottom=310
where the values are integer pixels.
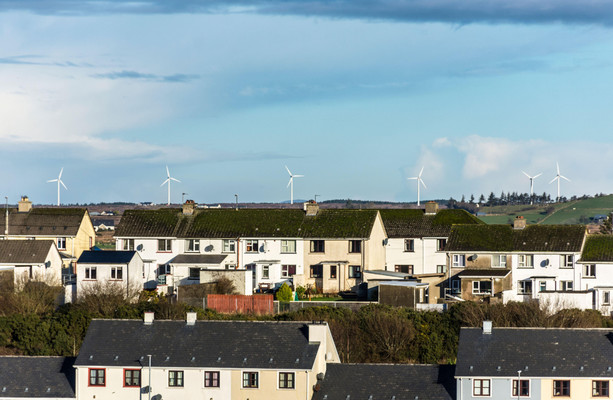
left=581, top=235, right=613, bottom=262
left=312, top=364, right=454, bottom=400
left=116, top=208, right=378, bottom=239
left=0, top=240, right=55, bottom=264
left=446, top=224, right=585, bottom=253
left=75, top=319, right=319, bottom=370
left=379, top=209, right=483, bottom=238
left=456, top=327, right=613, bottom=378
left=168, top=254, right=227, bottom=264
left=0, top=356, right=75, bottom=398
left=0, top=208, right=87, bottom=237
left=456, top=269, right=511, bottom=278
left=77, top=250, right=138, bottom=264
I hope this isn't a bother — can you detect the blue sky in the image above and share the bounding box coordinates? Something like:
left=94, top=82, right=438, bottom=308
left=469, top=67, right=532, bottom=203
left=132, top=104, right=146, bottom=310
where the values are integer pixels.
left=2, top=1, right=613, bottom=205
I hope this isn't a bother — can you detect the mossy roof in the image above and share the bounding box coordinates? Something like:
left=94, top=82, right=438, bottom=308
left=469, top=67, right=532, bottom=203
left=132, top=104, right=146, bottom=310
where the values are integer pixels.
left=580, top=235, right=613, bottom=262
left=379, top=209, right=483, bottom=238
left=0, top=208, right=87, bottom=236
left=116, top=208, right=378, bottom=239
left=446, top=224, right=585, bottom=253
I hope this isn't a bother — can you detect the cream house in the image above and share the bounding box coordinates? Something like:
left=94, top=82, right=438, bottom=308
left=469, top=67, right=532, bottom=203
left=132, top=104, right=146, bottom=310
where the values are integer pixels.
left=0, top=240, right=62, bottom=289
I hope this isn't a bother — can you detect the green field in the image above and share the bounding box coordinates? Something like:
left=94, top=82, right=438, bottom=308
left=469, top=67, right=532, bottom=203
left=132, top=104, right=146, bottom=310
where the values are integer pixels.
left=477, top=195, right=613, bottom=225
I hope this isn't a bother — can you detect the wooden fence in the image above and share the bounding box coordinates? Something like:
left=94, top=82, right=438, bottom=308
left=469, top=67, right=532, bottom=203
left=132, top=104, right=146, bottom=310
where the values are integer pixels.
left=205, top=294, right=274, bottom=315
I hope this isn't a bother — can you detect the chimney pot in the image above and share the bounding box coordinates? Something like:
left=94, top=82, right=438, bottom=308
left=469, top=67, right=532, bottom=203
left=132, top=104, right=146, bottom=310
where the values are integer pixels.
left=186, top=312, right=197, bottom=325
left=483, top=320, right=492, bottom=334
left=144, top=312, right=154, bottom=325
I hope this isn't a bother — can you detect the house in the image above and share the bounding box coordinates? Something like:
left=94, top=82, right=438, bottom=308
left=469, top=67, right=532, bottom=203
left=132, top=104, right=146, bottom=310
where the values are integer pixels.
left=73, top=313, right=339, bottom=400
left=75, top=250, right=143, bottom=299
left=312, top=363, right=455, bottom=400
left=445, top=218, right=586, bottom=304
left=456, top=322, right=613, bottom=399
left=577, top=235, right=613, bottom=316
left=0, top=356, right=75, bottom=399
left=0, top=240, right=62, bottom=289
left=92, top=219, right=114, bottom=232
left=0, top=197, right=95, bottom=276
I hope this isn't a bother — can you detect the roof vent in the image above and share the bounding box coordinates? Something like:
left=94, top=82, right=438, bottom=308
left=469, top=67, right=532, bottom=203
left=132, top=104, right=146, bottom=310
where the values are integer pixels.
left=46, top=388, right=51, bottom=393
left=89, top=355, right=93, bottom=360
left=483, top=320, right=492, bottom=335
left=269, top=357, right=273, bottom=363
left=580, top=366, right=584, bottom=372
left=243, top=357, right=247, bottom=364
left=469, top=366, right=473, bottom=372
left=524, top=366, right=528, bottom=371
left=2, top=387, right=5, bottom=393
left=345, top=396, right=350, bottom=400
left=217, top=357, right=221, bottom=363
left=24, top=388, right=28, bottom=393
left=295, top=358, right=300, bottom=364
left=552, top=366, right=556, bottom=371
left=496, top=366, right=501, bottom=372
left=191, top=357, right=195, bottom=362
left=186, top=312, right=197, bottom=326
left=144, top=312, right=154, bottom=325
left=114, top=355, right=119, bottom=361
left=608, top=366, right=611, bottom=372
left=369, top=396, right=373, bottom=400
left=165, top=356, right=170, bottom=362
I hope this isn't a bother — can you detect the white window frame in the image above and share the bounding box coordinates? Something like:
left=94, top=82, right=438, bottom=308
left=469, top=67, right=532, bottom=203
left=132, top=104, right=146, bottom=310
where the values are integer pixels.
left=158, top=239, right=172, bottom=252
left=603, top=291, right=611, bottom=305
left=583, top=264, right=596, bottom=278
left=281, top=265, right=296, bottom=278
left=492, top=254, right=507, bottom=268
left=404, top=239, right=415, bottom=252
left=518, top=280, right=532, bottom=295
left=85, top=266, right=97, bottom=280
left=472, top=280, right=492, bottom=295
left=539, top=281, right=547, bottom=292
left=437, top=239, right=447, bottom=252
left=280, top=240, right=296, bottom=254
left=57, top=237, right=67, bottom=250
left=437, top=265, right=447, bottom=274
left=348, top=265, right=361, bottom=279
left=110, top=266, right=123, bottom=280
left=123, top=239, right=134, bottom=251
left=561, top=280, right=573, bottom=291
left=473, top=379, right=491, bottom=397
left=562, top=254, right=574, bottom=268
left=512, top=379, right=530, bottom=397
left=518, top=254, right=533, bottom=268
left=262, top=265, right=270, bottom=279
left=223, top=239, right=236, bottom=253
left=242, top=371, right=259, bottom=389
left=186, top=239, right=200, bottom=252
left=245, top=240, right=259, bottom=253
left=452, top=254, right=466, bottom=267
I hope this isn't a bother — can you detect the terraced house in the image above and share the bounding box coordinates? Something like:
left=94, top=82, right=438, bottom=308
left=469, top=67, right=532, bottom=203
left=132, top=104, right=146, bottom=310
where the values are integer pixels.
left=445, top=217, right=586, bottom=305
left=577, top=235, right=613, bottom=315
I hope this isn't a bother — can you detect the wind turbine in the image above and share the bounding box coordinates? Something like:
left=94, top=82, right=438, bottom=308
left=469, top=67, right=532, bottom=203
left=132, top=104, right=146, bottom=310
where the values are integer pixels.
left=549, top=162, right=570, bottom=202
left=285, top=165, right=304, bottom=205
left=47, top=168, right=67, bottom=206
left=160, top=166, right=180, bottom=206
left=522, top=171, right=542, bottom=205
left=408, top=166, right=427, bottom=207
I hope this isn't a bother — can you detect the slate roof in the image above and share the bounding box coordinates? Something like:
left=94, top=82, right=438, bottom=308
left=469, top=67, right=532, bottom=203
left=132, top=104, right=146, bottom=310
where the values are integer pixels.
left=0, top=356, right=75, bottom=398
left=580, top=235, right=613, bottom=262
left=168, top=254, right=227, bottom=264
left=312, top=364, right=455, bottom=400
left=77, top=250, right=138, bottom=264
left=116, top=208, right=378, bottom=239
left=0, top=240, right=55, bottom=264
left=380, top=209, right=483, bottom=238
left=0, top=208, right=87, bottom=237
left=456, top=269, right=511, bottom=278
left=446, top=224, right=585, bottom=253
left=75, top=319, right=319, bottom=370
left=456, top=327, right=613, bottom=378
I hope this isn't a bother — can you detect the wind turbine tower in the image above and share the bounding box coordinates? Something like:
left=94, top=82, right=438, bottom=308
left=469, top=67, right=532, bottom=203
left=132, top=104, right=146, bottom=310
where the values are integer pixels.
left=549, top=162, right=570, bottom=202
left=161, top=166, right=181, bottom=206
left=47, top=168, right=67, bottom=206
left=522, top=171, right=542, bottom=205
left=408, top=167, right=427, bottom=207
left=285, top=166, right=304, bottom=205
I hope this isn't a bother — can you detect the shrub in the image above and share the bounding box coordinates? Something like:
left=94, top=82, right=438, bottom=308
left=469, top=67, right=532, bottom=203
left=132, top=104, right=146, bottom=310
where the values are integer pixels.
left=276, top=283, right=293, bottom=302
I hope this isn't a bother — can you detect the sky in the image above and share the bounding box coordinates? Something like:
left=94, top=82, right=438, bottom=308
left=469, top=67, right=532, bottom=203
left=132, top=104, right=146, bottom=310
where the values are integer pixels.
left=2, top=1, right=613, bottom=205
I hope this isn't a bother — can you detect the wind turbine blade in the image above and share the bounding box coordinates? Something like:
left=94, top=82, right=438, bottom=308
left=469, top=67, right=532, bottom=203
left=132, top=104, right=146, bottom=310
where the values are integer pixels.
left=287, top=177, right=293, bottom=188
left=534, top=173, right=542, bottom=179
left=420, top=179, right=427, bottom=189
left=549, top=177, right=558, bottom=184
left=293, top=174, right=304, bottom=178
left=166, top=165, right=170, bottom=177
left=522, top=171, right=530, bottom=178
left=407, top=177, right=418, bottom=181
left=47, top=179, right=57, bottom=183
left=60, top=180, right=67, bottom=190
left=170, top=178, right=181, bottom=183
left=58, top=168, right=64, bottom=179
left=285, top=165, right=292, bottom=176
left=556, top=162, right=560, bottom=175
left=160, top=179, right=169, bottom=187
left=560, top=175, right=570, bottom=182
left=419, top=166, right=424, bottom=177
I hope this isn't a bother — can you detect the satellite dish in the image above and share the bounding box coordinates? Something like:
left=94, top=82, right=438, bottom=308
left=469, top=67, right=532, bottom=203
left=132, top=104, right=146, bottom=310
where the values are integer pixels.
left=137, top=244, right=144, bottom=252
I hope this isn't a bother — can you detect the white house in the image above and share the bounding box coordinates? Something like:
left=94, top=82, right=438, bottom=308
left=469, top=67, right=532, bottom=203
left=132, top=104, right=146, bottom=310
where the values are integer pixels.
left=577, top=235, right=613, bottom=316
left=76, top=250, right=143, bottom=299
left=0, top=240, right=62, bottom=288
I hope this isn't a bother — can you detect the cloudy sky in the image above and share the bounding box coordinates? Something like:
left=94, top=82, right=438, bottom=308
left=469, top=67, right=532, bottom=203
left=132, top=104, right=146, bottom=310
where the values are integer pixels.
left=2, top=0, right=613, bottom=205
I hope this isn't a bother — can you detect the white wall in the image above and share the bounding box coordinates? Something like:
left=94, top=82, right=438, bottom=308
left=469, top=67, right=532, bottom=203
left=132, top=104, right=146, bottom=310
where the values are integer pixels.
left=76, top=257, right=144, bottom=298
left=241, top=238, right=304, bottom=290
left=385, top=237, right=447, bottom=275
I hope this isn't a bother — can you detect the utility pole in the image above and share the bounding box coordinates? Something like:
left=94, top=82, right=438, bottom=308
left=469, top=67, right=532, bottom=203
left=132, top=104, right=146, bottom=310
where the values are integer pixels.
left=4, top=197, right=8, bottom=237
left=182, top=192, right=187, bottom=203
left=234, top=194, right=238, bottom=211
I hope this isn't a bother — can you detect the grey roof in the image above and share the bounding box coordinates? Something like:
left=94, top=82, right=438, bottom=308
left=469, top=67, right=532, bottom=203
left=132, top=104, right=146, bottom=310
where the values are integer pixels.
left=77, top=250, right=138, bottom=264
left=456, top=327, right=613, bottom=378
left=456, top=269, right=511, bottom=278
left=168, top=254, right=227, bottom=264
left=312, top=364, right=455, bottom=400
left=0, top=357, right=75, bottom=398
left=75, top=319, right=319, bottom=370
left=0, top=208, right=87, bottom=237
left=0, top=240, right=54, bottom=264
left=379, top=208, right=483, bottom=238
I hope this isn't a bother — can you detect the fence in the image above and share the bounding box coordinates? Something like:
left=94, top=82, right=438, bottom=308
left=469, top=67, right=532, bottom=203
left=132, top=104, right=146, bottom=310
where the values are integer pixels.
left=205, top=294, right=274, bottom=315
left=274, top=301, right=374, bottom=314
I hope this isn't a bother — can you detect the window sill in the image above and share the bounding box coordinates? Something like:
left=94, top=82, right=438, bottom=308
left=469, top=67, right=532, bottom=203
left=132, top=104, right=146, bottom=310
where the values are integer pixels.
left=280, top=252, right=297, bottom=254
left=583, top=276, right=596, bottom=279
left=517, top=266, right=534, bottom=269
left=157, top=251, right=172, bottom=253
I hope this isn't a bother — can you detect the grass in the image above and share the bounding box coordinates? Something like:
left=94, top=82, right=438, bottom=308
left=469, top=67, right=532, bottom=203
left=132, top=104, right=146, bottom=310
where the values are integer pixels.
left=305, top=296, right=343, bottom=302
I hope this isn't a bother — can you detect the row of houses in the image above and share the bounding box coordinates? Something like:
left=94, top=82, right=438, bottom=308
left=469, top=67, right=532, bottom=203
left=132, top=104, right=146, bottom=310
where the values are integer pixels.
left=2, top=314, right=613, bottom=400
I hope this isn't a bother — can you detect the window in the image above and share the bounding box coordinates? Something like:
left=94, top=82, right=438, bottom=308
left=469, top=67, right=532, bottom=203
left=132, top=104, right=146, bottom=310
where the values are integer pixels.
left=437, top=239, right=447, bottom=252
left=310, top=240, right=325, bottom=253
left=553, top=380, right=570, bottom=396
left=404, top=239, right=415, bottom=252
left=85, top=266, right=97, bottom=280
left=281, top=240, right=296, bottom=254
left=123, top=239, right=134, bottom=251
left=562, top=255, right=574, bottom=268
left=473, top=379, right=490, bottom=396
left=539, top=281, right=547, bottom=292
left=158, top=239, right=172, bottom=252
left=89, top=368, right=105, bottom=387
left=437, top=265, right=447, bottom=274
left=583, top=264, right=596, bottom=278
left=593, top=380, right=609, bottom=397
left=281, top=265, right=296, bottom=278
left=262, top=265, right=270, bottom=279
left=186, top=239, right=200, bottom=252
left=451, top=280, right=460, bottom=294
left=452, top=254, right=465, bottom=267
left=518, top=254, right=533, bottom=268
left=349, top=240, right=362, bottom=253
left=310, top=265, right=323, bottom=278
left=245, top=240, right=259, bottom=253
left=604, top=291, right=611, bottom=305
left=493, top=254, right=507, bottom=268
left=159, top=264, right=171, bottom=275
left=189, top=267, right=200, bottom=280
left=223, top=239, right=236, bottom=253
left=242, top=372, right=258, bottom=388
left=57, top=237, right=67, bottom=250
left=518, top=280, right=532, bottom=295
left=472, top=280, right=492, bottom=295
left=349, top=265, right=361, bottom=279
left=330, top=265, right=337, bottom=279
left=279, top=372, right=295, bottom=389
left=561, top=281, right=573, bottom=291
left=110, top=266, right=123, bottom=280
left=395, top=265, right=413, bottom=274
left=204, top=371, right=219, bottom=388
left=512, top=379, right=530, bottom=397
left=124, top=369, right=141, bottom=387
left=169, top=371, right=184, bottom=387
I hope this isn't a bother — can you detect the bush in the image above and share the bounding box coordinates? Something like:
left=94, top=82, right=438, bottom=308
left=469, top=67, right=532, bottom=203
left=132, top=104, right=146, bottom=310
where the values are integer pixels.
left=295, top=285, right=306, bottom=300
left=276, top=283, right=293, bottom=302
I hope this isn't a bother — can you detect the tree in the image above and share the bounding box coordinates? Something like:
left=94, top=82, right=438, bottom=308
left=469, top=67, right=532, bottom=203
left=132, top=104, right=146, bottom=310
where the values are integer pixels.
left=276, top=283, right=293, bottom=302
left=478, top=194, right=485, bottom=205
left=600, top=214, right=612, bottom=234
left=487, top=192, right=496, bottom=206
left=469, top=194, right=475, bottom=204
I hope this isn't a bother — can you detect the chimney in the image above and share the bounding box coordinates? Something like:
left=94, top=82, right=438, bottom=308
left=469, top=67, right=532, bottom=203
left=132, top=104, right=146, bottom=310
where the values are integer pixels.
left=18, top=196, right=32, bottom=213
left=182, top=200, right=196, bottom=215
left=304, top=200, right=319, bottom=216
left=483, top=320, right=492, bottom=335
left=186, top=312, right=197, bottom=326
left=425, top=201, right=439, bottom=215
left=144, top=312, right=154, bottom=325
left=513, top=216, right=526, bottom=230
